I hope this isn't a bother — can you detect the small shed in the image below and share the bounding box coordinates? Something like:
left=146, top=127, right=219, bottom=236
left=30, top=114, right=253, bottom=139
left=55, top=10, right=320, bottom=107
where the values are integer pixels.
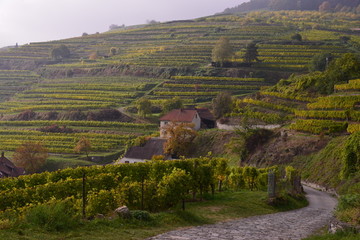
left=195, top=108, right=216, bottom=129
left=0, top=152, right=25, bottom=178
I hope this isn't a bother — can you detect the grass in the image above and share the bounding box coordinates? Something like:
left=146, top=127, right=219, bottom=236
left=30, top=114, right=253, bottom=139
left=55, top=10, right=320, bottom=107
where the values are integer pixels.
left=0, top=190, right=307, bottom=240
left=303, top=231, right=360, bottom=240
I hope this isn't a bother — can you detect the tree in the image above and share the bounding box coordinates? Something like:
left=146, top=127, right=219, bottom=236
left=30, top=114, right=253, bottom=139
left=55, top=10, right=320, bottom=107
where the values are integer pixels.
left=269, top=0, right=297, bottom=10
left=109, top=47, right=118, bottom=56
left=136, top=98, right=152, bottom=117
left=163, top=122, right=197, bottom=158
left=13, top=141, right=48, bottom=173
left=212, top=92, right=233, bottom=119
left=212, top=37, right=234, bottom=66
left=147, top=20, right=159, bottom=24
left=162, top=97, right=183, bottom=113
left=291, top=33, right=302, bottom=42
left=89, top=51, right=99, bottom=60
left=157, top=168, right=191, bottom=210
left=339, top=36, right=350, bottom=44
left=308, top=52, right=333, bottom=72
left=356, top=4, right=360, bottom=14
left=50, top=45, right=70, bottom=60
left=319, top=1, right=332, bottom=12
left=340, top=132, right=360, bottom=179
left=74, top=137, right=92, bottom=160
left=213, top=158, right=229, bottom=192
left=243, top=42, right=260, bottom=64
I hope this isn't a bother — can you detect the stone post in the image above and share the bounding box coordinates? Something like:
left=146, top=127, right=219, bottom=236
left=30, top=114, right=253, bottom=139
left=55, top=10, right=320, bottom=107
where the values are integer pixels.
left=268, top=171, right=276, bottom=199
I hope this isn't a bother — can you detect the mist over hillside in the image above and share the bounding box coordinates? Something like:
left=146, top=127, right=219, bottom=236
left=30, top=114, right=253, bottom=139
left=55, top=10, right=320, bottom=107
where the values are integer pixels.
left=224, top=0, right=360, bottom=13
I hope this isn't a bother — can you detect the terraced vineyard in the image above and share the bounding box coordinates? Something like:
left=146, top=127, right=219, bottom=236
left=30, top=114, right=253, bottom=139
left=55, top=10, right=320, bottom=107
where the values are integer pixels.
left=150, top=76, right=266, bottom=103
left=0, top=76, right=160, bottom=114
left=253, top=44, right=348, bottom=71
left=291, top=79, right=360, bottom=134
left=0, top=120, right=157, bottom=154
left=0, top=11, right=360, bottom=168
left=0, top=70, right=39, bottom=102
left=2, top=13, right=354, bottom=72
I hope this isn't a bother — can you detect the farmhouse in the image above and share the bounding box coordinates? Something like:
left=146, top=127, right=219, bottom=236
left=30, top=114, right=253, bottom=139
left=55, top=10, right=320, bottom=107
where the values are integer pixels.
left=120, top=108, right=215, bottom=164
left=0, top=152, right=25, bottom=178
left=119, top=138, right=168, bottom=164
left=159, top=108, right=215, bottom=138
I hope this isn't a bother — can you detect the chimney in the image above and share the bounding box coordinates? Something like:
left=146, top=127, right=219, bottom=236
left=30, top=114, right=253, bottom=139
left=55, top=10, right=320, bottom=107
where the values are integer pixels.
left=1, top=152, right=4, bottom=158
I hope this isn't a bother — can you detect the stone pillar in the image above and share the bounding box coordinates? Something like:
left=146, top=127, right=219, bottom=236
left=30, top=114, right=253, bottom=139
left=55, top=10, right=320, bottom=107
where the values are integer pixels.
left=293, top=176, right=302, bottom=194
left=268, top=171, right=276, bottom=198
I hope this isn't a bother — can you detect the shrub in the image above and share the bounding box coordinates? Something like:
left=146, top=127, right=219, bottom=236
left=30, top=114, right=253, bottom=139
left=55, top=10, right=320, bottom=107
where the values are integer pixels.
left=0, top=219, right=12, bottom=230
left=86, top=190, right=118, bottom=217
left=62, top=110, right=86, bottom=120
left=87, top=108, right=123, bottom=121
left=17, top=110, right=36, bottom=120
left=25, top=200, right=79, bottom=231
left=337, top=194, right=360, bottom=211
left=38, top=124, right=77, bottom=133
left=131, top=210, right=151, bottom=221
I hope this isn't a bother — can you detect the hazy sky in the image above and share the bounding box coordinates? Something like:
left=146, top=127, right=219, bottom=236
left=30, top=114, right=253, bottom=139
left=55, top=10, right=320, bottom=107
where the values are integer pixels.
left=0, top=0, right=244, bottom=47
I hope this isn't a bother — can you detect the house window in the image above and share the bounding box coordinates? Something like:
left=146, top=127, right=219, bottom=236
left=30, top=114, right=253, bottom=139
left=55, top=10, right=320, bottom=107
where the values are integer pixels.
left=125, top=161, right=129, bottom=164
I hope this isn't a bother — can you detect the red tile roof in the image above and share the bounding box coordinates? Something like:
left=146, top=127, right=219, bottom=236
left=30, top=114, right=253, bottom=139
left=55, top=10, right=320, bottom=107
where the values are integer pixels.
left=160, top=109, right=197, bottom=122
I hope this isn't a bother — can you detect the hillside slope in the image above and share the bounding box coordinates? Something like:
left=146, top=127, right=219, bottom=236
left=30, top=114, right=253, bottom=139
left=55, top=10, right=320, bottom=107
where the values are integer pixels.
left=224, top=0, right=360, bottom=13
left=0, top=10, right=359, bottom=173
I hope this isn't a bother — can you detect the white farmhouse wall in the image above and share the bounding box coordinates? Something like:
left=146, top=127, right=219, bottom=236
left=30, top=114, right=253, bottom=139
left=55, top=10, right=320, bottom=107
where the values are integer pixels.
left=192, top=112, right=201, bottom=130
left=119, top=158, right=147, bottom=164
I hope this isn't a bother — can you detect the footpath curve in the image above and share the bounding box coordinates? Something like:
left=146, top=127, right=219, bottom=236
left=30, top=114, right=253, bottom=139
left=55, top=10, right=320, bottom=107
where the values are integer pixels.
left=147, top=186, right=337, bottom=240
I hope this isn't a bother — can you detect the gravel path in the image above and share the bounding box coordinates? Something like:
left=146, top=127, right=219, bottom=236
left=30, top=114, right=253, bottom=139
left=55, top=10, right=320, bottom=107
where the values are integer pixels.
left=147, top=186, right=337, bottom=240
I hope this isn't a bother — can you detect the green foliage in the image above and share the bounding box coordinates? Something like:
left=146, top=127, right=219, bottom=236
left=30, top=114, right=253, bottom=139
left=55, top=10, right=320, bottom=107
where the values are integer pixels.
left=243, top=42, right=260, bottom=64
left=341, top=132, right=360, bottom=179
left=268, top=53, right=360, bottom=95
left=212, top=158, right=229, bottom=191
left=131, top=210, right=151, bottom=221
left=157, top=168, right=191, bottom=209
left=50, top=45, right=70, bottom=60
left=25, top=199, right=79, bottom=231
left=212, top=92, right=233, bottom=119
left=308, top=52, right=333, bottom=72
left=303, top=231, right=360, bottom=240
left=212, top=37, right=234, bottom=65
left=109, top=47, right=117, bottom=56
left=290, top=119, right=348, bottom=134
left=87, top=190, right=118, bottom=217
left=118, top=179, right=142, bottom=209
left=243, top=166, right=259, bottom=190
left=225, top=128, right=272, bottom=165
left=291, top=33, right=302, bottom=42
left=163, top=122, right=198, bottom=157
left=228, top=168, right=245, bottom=190
left=162, top=96, right=183, bottom=113
left=337, top=193, right=360, bottom=225
left=337, top=194, right=360, bottom=211
left=335, top=79, right=360, bottom=91
left=136, top=98, right=152, bottom=117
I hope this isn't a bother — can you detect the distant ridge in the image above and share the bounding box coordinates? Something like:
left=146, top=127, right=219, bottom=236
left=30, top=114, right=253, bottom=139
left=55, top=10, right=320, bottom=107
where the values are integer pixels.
left=224, top=0, right=360, bottom=13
